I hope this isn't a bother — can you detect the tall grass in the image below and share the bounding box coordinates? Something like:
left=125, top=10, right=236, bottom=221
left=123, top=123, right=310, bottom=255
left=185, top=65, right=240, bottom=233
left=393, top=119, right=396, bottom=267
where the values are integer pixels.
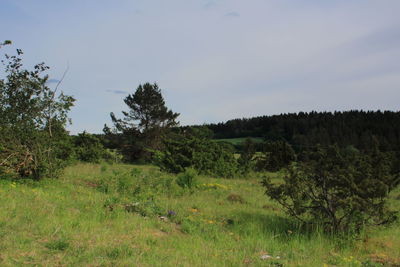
left=0, top=162, right=399, bottom=266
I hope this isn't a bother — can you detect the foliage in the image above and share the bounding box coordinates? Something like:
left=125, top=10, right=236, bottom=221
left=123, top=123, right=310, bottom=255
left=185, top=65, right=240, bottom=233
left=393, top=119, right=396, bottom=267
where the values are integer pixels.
left=176, top=168, right=198, bottom=189
left=73, top=131, right=110, bottom=163
left=103, top=124, right=143, bottom=163
left=154, top=127, right=238, bottom=178
left=237, top=138, right=256, bottom=174
left=206, top=111, right=400, bottom=154
left=262, top=144, right=400, bottom=233
left=215, top=137, right=264, bottom=146
left=215, top=137, right=264, bottom=153
left=108, top=83, right=179, bottom=162
left=0, top=46, right=75, bottom=179
left=256, top=140, right=296, bottom=172
left=0, top=40, right=12, bottom=48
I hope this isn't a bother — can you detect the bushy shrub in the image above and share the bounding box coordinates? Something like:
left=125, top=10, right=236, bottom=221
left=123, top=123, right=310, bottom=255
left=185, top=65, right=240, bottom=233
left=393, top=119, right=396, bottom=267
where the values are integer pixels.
left=73, top=132, right=110, bottom=163
left=237, top=138, right=256, bottom=174
left=0, top=46, right=75, bottom=179
left=262, top=144, right=400, bottom=233
left=176, top=168, right=197, bottom=189
left=256, top=140, right=296, bottom=171
left=154, top=127, right=238, bottom=178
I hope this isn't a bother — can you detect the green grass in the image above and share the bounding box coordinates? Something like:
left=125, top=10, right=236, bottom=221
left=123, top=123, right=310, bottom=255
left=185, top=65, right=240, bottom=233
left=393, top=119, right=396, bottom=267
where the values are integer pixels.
left=0, top=163, right=399, bottom=266
left=214, top=137, right=264, bottom=145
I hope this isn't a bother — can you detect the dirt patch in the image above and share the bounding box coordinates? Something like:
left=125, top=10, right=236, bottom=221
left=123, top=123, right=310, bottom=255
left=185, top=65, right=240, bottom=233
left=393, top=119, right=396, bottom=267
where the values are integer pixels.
left=369, top=253, right=400, bottom=266
left=84, top=181, right=100, bottom=188
left=150, top=230, right=168, bottom=238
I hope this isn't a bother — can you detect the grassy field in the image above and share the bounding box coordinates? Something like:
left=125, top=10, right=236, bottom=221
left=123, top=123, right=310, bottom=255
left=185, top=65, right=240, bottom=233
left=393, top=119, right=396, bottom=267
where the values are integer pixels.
left=214, top=137, right=264, bottom=146
left=0, top=163, right=399, bottom=266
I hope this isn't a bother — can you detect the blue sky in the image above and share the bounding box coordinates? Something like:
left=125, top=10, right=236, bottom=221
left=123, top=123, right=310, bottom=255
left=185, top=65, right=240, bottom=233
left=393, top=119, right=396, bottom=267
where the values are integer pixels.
left=1, top=0, right=400, bottom=134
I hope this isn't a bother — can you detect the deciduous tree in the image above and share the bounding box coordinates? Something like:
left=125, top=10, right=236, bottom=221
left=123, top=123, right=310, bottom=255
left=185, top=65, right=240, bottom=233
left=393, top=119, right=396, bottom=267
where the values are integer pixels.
left=0, top=44, right=75, bottom=179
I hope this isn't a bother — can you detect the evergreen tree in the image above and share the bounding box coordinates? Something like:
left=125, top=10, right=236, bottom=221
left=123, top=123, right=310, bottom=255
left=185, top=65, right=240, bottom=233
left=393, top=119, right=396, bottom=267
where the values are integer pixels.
left=262, top=145, right=400, bottom=233
left=205, top=110, right=400, bottom=156
left=108, top=83, right=179, bottom=161
left=257, top=141, right=296, bottom=171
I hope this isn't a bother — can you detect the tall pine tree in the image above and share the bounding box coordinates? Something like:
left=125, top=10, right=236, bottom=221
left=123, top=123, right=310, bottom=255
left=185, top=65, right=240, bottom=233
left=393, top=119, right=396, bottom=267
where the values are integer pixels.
left=108, top=83, right=179, bottom=162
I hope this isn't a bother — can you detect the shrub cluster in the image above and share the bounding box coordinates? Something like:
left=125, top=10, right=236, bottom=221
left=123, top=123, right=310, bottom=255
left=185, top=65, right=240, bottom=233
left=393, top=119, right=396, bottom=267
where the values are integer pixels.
left=71, top=132, right=118, bottom=163
left=154, top=127, right=238, bottom=178
left=263, top=144, right=400, bottom=233
left=0, top=47, right=75, bottom=180
left=256, top=140, right=296, bottom=172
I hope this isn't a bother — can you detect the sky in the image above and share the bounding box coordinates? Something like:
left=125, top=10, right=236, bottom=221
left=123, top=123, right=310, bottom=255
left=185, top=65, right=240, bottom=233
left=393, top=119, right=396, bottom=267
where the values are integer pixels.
left=1, top=0, right=400, bottom=134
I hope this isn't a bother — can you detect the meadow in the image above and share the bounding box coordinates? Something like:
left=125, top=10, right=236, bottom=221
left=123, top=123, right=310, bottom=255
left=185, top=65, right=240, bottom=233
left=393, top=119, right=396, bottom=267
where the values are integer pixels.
left=0, top=163, right=399, bottom=266
left=215, top=137, right=264, bottom=146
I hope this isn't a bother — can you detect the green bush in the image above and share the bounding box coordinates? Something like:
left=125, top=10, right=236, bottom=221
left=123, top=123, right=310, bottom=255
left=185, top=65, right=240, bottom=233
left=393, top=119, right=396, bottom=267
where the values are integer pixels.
left=0, top=47, right=75, bottom=180
left=262, top=144, right=400, bottom=233
left=237, top=138, right=256, bottom=174
left=176, top=168, right=197, bottom=189
left=256, top=140, right=296, bottom=172
left=154, top=127, right=238, bottom=178
left=73, top=132, right=111, bottom=163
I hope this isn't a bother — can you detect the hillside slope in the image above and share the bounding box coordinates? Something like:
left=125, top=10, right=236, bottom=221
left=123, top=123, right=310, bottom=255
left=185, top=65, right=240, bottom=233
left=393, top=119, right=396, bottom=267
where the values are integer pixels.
left=0, top=163, right=399, bottom=266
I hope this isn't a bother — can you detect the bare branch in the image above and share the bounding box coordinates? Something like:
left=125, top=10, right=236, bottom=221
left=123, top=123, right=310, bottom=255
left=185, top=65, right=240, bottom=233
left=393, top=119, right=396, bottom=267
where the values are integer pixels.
left=53, top=62, right=69, bottom=97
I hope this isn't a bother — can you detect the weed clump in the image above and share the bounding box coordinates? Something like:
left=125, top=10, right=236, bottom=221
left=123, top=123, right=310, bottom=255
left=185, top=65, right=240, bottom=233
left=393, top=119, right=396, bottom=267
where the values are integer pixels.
left=227, top=193, right=245, bottom=204
left=45, top=238, right=70, bottom=251
left=124, top=200, right=163, bottom=217
left=95, top=167, right=186, bottom=218
left=176, top=168, right=197, bottom=189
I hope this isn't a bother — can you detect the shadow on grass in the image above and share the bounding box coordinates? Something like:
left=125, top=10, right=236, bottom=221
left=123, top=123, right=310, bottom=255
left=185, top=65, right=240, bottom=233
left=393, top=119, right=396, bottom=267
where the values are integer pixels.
left=232, top=211, right=327, bottom=240
left=0, top=174, right=44, bottom=187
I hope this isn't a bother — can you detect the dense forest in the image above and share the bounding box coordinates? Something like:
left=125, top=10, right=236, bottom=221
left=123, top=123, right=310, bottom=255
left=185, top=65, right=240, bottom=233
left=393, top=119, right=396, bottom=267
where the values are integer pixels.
left=206, top=111, right=400, bottom=152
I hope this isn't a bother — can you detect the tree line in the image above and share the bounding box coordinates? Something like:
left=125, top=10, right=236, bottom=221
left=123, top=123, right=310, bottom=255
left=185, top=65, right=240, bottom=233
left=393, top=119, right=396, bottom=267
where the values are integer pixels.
left=205, top=110, right=400, bottom=153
